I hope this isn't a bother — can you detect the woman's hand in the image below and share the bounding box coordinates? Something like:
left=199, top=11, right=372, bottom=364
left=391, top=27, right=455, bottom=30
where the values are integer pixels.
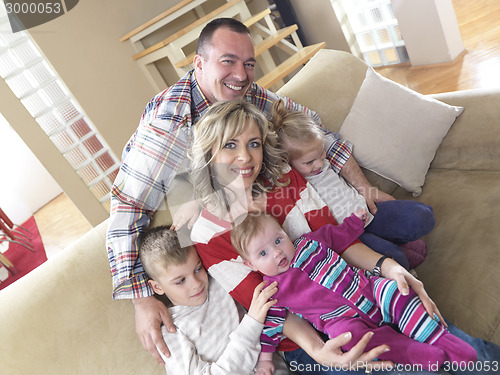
left=321, top=331, right=394, bottom=371
left=380, top=258, right=446, bottom=326
left=248, top=281, right=278, bottom=324
left=133, top=296, right=176, bottom=364
left=283, top=312, right=393, bottom=371
left=170, top=200, right=200, bottom=231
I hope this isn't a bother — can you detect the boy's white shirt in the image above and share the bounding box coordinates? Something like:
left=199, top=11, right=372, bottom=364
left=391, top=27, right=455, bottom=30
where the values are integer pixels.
left=159, top=277, right=263, bottom=375
left=306, top=160, right=374, bottom=226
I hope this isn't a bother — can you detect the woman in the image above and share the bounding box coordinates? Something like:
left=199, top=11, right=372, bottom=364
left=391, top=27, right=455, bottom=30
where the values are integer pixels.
left=186, top=100, right=450, bottom=375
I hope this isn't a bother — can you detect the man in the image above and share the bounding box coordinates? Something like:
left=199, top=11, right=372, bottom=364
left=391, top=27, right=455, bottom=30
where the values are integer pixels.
left=107, top=18, right=490, bottom=375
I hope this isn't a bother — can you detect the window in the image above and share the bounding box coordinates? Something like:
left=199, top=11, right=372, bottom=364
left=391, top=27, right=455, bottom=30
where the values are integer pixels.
left=330, top=0, right=409, bottom=66
left=0, top=4, right=119, bottom=212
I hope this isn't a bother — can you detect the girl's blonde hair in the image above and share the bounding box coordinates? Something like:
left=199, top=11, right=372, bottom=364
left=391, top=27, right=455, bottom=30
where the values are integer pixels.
left=269, top=99, right=324, bottom=162
left=189, top=100, right=287, bottom=212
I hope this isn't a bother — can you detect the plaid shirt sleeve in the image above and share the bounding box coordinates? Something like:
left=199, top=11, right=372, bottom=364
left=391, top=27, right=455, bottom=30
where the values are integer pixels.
left=106, top=78, right=194, bottom=300
left=248, top=84, right=352, bottom=174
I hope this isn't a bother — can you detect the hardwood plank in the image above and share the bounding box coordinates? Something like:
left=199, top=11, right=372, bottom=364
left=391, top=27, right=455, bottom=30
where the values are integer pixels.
left=254, top=25, right=298, bottom=57
left=133, top=0, right=242, bottom=61
left=120, top=0, right=195, bottom=42
left=256, top=42, right=326, bottom=89
left=376, top=0, right=500, bottom=94
left=34, top=194, right=92, bottom=258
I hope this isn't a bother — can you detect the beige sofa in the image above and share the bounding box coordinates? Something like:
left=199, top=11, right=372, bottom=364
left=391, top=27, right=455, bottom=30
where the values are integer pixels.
left=1, top=50, right=499, bottom=374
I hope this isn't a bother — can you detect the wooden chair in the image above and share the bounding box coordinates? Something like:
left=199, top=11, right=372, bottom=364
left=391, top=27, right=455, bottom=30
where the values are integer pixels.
left=0, top=208, right=34, bottom=253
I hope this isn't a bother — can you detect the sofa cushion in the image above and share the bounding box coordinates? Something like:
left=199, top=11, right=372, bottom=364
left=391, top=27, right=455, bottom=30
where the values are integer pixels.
left=339, top=68, right=464, bottom=197
left=393, top=169, right=500, bottom=345
left=0, top=221, right=165, bottom=374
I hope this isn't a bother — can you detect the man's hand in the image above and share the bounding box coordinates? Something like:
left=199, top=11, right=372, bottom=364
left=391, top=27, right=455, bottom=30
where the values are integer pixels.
left=248, top=281, right=278, bottom=324
left=338, top=156, right=394, bottom=215
left=133, top=296, right=176, bottom=364
left=359, top=186, right=395, bottom=215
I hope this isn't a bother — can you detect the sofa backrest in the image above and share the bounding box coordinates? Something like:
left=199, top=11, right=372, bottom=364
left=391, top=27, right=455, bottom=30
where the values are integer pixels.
left=277, top=49, right=368, bottom=134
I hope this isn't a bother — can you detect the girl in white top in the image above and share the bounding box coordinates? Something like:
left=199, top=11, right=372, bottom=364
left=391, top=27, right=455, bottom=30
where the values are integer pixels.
left=269, top=100, right=435, bottom=270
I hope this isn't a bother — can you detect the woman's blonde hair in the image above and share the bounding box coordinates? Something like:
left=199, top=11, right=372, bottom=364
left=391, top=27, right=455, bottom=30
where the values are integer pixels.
left=189, top=100, right=287, bottom=212
left=269, top=99, right=324, bottom=162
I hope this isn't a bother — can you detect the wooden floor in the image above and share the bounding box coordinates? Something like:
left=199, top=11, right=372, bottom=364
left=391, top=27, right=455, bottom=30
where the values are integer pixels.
left=34, top=193, right=92, bottom=259
left=377, top=0, right=500, bottom=94
left=34, top=0, right=499, bottom=257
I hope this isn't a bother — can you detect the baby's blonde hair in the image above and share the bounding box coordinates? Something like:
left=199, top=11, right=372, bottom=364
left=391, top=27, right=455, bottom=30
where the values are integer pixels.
left=189, top=100, right=288, bottom=212
left=231, top=212, right=277, bottom=258
left=269, top=99, right=324, bottom=162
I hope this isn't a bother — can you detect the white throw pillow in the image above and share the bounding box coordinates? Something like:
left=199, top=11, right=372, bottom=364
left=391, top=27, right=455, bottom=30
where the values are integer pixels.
left=339, top=68, right=464, bottom=197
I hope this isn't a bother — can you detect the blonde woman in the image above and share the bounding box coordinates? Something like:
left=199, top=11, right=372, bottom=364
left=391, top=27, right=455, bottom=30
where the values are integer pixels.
left=187, top=100, right=444, bottom=375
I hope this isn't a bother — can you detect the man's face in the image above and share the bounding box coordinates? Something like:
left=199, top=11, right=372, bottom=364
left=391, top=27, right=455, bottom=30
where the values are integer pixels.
left=194, top=27, right=256, bottom=103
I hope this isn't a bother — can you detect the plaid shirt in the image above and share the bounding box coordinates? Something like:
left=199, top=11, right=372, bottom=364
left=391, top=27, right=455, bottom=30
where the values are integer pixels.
left=107, top=70, right=352, bottom=299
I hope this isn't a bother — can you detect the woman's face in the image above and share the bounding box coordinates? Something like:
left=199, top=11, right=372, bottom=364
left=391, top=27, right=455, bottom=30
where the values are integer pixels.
left=211, top=119, right=263, bottom=192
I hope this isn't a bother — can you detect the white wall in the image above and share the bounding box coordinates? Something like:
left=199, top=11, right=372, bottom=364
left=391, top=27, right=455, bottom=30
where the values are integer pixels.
left=391, top=0, right=464, bottom=65
left=0, top=113, right=62, bottom=224
left=290, top=0, right=350, bottom=52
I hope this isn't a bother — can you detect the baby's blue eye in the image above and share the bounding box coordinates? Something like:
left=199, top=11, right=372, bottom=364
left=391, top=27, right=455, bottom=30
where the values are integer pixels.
left=259, top=250, right=267, bottom=257
left=275, top=238, right=282, bottom=245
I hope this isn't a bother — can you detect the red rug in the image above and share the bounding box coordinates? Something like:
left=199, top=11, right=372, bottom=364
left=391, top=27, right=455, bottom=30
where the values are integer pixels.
left=0, top=216, right=47, bottom=290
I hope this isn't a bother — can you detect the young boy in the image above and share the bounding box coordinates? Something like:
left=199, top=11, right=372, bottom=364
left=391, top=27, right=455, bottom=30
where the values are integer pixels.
left=139, top=226, right=279, bottom=375
left=231, top=211, right=477, bottom=373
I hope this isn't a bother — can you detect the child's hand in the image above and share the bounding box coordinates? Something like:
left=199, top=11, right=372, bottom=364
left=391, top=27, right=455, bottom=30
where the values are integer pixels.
left=255, top=359, right=275, bottom=375
left=354, top=208, right=369, bottom=223
left=255, top=352, right=275, bottom=375
left=248, top=281, right=278, bottom=324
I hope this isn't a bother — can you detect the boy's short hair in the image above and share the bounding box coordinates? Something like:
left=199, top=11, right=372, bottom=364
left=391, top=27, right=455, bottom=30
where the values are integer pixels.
left=140, top=226, right=191, bottom=280
left=231, top=212, right=277, bottom=258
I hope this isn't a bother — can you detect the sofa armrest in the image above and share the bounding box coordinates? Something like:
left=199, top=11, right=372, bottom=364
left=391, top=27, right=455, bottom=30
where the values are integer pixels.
left=429, top=88, right=500, bottom=171
left=0, top=221, right=164, bottom=374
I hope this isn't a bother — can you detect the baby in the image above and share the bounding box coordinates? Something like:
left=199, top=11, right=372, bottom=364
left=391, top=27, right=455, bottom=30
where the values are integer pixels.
left=231, top=211, right=477, bottom=373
